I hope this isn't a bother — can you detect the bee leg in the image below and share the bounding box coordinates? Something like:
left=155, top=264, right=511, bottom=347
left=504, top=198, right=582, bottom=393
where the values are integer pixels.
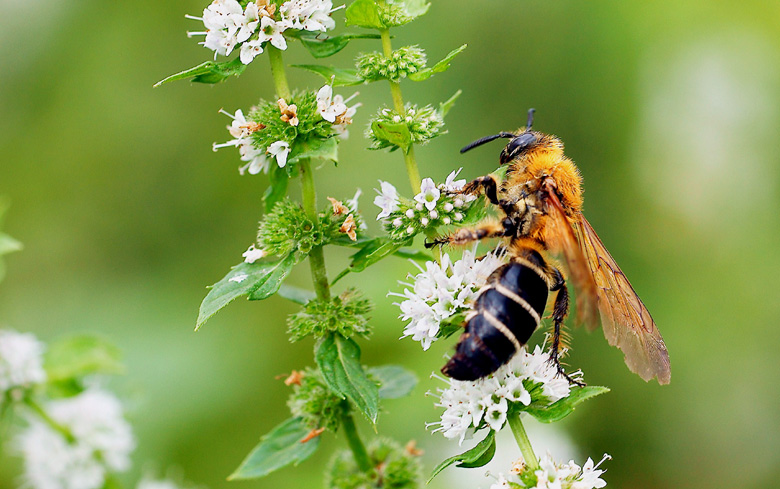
left=425, top=217, right=519, bottom=248
left=549, top=275, right=586, bottom=387
left=454, top=175, right=500, bottom=205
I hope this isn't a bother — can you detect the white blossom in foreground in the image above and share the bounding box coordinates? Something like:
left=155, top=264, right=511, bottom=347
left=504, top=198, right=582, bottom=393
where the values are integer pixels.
left=373, top=181, right=400, bottom=219
left=266, top=140, right=290, bottom=168
left=492, top=453, right=610, bottom=489
left=213, top=109, right=271, bottom=175
left=0, top=329, right=46, bottom=395
left=429, top=346, right=578, bottom=444
left=16, top=389, right=135, bottom=489
left=393, top=248, right=505, bottom=350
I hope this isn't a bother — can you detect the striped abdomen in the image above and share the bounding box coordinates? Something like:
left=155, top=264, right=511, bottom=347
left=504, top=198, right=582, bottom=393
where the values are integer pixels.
left=442, top=255, right=549, bottom=381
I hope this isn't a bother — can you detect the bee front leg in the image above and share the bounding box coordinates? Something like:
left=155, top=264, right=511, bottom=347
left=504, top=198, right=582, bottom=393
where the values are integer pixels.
left=424, top=218, right=515, bottom=248
left=453, top=175, right=500, bottom=205
left=549, top=272, right=586, bottom=387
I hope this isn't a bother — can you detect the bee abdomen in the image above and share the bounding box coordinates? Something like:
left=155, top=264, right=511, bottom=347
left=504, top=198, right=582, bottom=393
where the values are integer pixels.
left=442, top=261, right=549, bottom=381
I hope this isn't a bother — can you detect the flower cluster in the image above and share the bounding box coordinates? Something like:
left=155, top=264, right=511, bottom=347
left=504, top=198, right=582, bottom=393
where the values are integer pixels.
left=187, top=0, right=338, bottom=64
left=287, top=368, right=347, bottom=432
left=391, top=247, right=504, bottom=350
left=429, top=347, right=578, bottom=444
left=373, top=170, right=479, bottom=242
left=357, top=46, right=427, bottom=82
left=374, top=0, right=424, bottom=27
left=492, top=453, right=610, bottom=489
left=16, top=389, right=135, bottom=489
left=214, top=85, right=358, bottom=175
left=326, top=438, right=423, bottom=489
left=0, top=329, right=46, bottom=398
left=367, top=103, right=445, bottom=150
left=287, top=288, right=373, bottom=341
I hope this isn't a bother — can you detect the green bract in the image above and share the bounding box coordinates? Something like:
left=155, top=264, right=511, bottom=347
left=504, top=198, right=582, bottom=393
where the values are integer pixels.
left=367, top=104, right=445, bottom=151
left=381, top=194, right=485, bottom=242
left=357, top=47, right=427, bottom=82
left=326, top=438, right=423, bottom=489
left=287, top=368, right=347, bottom=432
left=287, top=289, right=373, bottom=341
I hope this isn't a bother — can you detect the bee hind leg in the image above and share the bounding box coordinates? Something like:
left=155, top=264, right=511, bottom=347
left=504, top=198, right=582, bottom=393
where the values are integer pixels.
left=424, top=218, right=514, bottom=248
left=549, top=274, right=586, bottom=387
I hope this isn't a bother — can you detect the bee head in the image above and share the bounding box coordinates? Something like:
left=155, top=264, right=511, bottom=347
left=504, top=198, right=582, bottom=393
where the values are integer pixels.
left=460, top=108, right=538, bottom=165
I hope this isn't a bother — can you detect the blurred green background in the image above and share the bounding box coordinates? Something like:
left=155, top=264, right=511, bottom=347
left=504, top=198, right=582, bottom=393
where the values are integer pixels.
left=2, top=1, right=780, bottom=488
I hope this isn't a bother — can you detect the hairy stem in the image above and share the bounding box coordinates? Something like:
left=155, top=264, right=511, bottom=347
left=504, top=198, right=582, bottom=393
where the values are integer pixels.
left=341, top=406, right=372, bottom=472
left=508, top=412, right=539, bottom=471
left=268, top=45, right=291, bottom=100
left=25, top=398, right=75, bottom=443
left=300, top=159, right=331, bottom=301
left=379, top=29, right=422, bottom=194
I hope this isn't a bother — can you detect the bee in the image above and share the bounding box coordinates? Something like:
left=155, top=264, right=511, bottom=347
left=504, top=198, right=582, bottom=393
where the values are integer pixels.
left=430, top=109, right=670, bottom=384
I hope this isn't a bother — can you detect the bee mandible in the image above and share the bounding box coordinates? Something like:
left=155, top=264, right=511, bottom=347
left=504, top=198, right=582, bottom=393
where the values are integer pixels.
left=430, top=109, right=670, bottom=384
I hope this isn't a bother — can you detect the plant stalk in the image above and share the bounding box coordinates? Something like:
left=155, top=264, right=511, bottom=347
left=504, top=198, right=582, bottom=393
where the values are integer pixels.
left=300, top=159, right=331, bottom=301
left=268, top=45, right=291, bottom=100
left=25, top=398, right=75, bottom=443
left=508, top=412, right=539, bottom=471
left=341, top=408, right=372, bottom=473
left=379, top=28, right=422, bottom=194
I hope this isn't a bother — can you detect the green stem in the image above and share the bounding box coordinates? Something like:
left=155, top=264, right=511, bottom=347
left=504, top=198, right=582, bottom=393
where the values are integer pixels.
left=25, top=398, right=75, bottom=443
left=268, top=45, right=291, bottom=100
left=379, top=28, right=422, bottom=194
left=508, top=412, right=539, bottom=471
left=341, top=407, right=372, bottom=472
left=300, top=159, right=331, bottom=301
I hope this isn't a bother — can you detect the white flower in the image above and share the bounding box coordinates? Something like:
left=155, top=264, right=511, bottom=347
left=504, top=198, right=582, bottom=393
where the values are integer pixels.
left=258, top=16, right=287, bottom=50
left=395, top=248, right=505, bottom=351
left=242, top=245, right=267, bottom=263
left=0, top=330, right=46, bottom=394
left=570, top=455, right=610, bottom=489
left=187, top=0, right=245, bottom=58
left=414, top=177, right=440, bottom=211
left=16, top=389, right=135, bottom=489
left=493, top=453, right=610, bottom=489
left=316, top=84, right=347, bottom=123
left=240, top=39, right=264, bottom=64
left=238, top=145, right=270, bottom=175
left=279, top=0, right=338, bottom=32
left=267, top=140, right=290, bottom=168
left=439, top=168, right=467, bottom=192
left=236, top=2, right=260, bottom=43
left=373, top=181, right=400, bottom=220
left=213, top=109, right=270, bottom=175
left=490, top=474, right=512, bottom=489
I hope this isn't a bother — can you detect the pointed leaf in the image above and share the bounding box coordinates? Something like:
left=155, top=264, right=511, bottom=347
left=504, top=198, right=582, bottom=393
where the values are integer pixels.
left=154, top=58, right=247, bottom=86
left=428, top=430, right=496, bottom=482
left=315, top=334, right=379, bottom=423
left=525, top=386, right=610, bottom=423
left=369, top=365, right=417, bottom=399
left=44, top=336, right=124, bottom=382
left=345, top=0, right=385, bottom=29
left=287, top=137, right=339, bottom=165
left=277, top=285, right=316, bottom=305
left=292, top=65, right=364, bottom=86
left=438, top=90, right=462, bottom=118
left=408, top=44, right=467, bottom=81
left=196, top=254, right=296, bottom=330
left=296, top=32, right=381, bottom=58
left=370, top=120, right=413, bottom=153
left=228, top=417, right=320, bottom=480
left=263, top=165, right=290, bottom=213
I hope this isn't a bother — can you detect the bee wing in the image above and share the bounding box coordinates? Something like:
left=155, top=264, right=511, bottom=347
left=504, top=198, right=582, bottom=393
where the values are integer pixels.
left=573, top=215, right=671, bottom=384
left=540, top=188, right=600, bottom=330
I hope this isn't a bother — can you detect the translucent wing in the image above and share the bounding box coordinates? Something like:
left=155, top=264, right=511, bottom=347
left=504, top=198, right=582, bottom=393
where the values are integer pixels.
left=573, top=215, right=671, bottom=384
left=540, top=188, right=600, bottom=330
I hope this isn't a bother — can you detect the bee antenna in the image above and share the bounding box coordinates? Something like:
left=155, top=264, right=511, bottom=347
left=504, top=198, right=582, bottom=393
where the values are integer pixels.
left=460, top=132, right=515, bottom=154
left=525, top=108, right=535, bottom=131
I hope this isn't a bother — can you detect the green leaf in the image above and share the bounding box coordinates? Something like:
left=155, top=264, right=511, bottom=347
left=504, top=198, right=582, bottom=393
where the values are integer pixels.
left=292, top=65, right=364, bottom=86
left=392, top=247, right=433, bottom=262
left=196, top=254, right=296, bottom=330
left=296, top=32, right=381, bottom=58
left=263, top=165, right=290, bottom=213
left=228, top=417, right=320, bottom=480
left=44, top=336, right=124, bottom=382
left=345, top=0, right=385, bottom=29
left=154, top=58, right=247, bottom=86
left=277, top=285, right=316, bottom=305
left=438, top=90, right=462, bottom=118
left=525, top=386, right=610, bottom=423
left=287, top=137, right=339, bottom=165
left=315, top=334, right=379, bottom=423
left=369, top=365, right=417, bottom=399
left=403, top=0, right=431, bottom=17
left=428, top=430, right=496, bottom=482
left=370, top=120, right=413, bottom=153
left=408, top=44, right=468, bottom=81
left=247, top=253, right=297, bottom=300
left=332, top=237, right=407, bottom=284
